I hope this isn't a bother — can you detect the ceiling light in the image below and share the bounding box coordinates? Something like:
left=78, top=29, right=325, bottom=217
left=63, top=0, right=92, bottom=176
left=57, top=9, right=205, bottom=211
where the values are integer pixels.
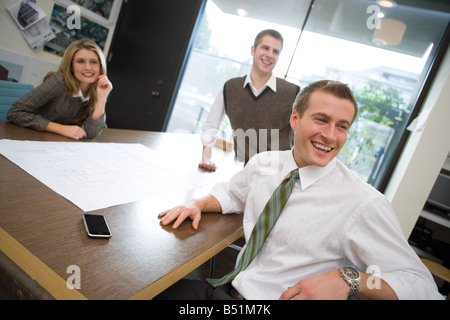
left=237, top=8, right=248, bottom=17
left=377, top=0, right=396, bottom=8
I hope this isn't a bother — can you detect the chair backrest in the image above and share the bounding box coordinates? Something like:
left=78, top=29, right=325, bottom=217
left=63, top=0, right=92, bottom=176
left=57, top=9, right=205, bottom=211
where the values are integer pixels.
left=0, top=80, right=34, bottom=121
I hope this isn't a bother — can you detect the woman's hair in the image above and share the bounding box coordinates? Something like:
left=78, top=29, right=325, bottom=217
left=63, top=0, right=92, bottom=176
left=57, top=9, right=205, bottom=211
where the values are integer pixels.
left=45, top=39, right=107, bottom=122
left=293, top=80, right=358, bottom=123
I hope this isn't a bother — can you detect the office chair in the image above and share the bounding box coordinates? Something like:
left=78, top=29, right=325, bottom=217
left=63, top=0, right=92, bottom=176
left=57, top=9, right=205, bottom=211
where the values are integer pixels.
left=0, top=80, right=34, bottom=121
left=421, top=258, right=450, bottom=299
left=209, top=239, right=244, bottom=278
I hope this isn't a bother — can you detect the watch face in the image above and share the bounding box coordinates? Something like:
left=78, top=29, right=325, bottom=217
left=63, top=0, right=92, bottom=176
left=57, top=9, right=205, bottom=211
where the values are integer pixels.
left=343, top=267, right=359, bottom=280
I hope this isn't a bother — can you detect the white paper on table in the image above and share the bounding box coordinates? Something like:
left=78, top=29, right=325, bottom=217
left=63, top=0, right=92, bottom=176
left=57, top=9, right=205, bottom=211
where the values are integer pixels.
left=0, top=139, right=214, bottom=212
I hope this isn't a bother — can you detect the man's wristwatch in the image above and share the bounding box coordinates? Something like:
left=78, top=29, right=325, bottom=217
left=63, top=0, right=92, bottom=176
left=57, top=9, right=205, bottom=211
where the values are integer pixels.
left=339, top=266, right=361, bottom=296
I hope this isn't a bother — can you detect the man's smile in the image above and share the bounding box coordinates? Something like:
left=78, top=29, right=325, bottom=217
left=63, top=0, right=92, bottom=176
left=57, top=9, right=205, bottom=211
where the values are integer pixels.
left=261, top=58, right=273, bottom=66
left=311, top=141, right=333, bottom=153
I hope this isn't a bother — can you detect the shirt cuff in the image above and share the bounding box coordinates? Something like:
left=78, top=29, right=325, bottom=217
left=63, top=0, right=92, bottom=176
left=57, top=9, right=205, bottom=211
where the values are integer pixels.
left=210, top=183, right=235, bottom=214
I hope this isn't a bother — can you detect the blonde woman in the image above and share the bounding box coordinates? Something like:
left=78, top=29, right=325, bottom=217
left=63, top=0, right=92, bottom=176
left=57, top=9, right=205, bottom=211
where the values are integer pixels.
left=7, top=39, right=113, bottom=139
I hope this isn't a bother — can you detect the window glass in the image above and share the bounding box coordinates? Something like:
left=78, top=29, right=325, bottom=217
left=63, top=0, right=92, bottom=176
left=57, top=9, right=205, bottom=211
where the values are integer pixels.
left=166, top=0, right=449, bottom=188
left=166, top=0, right=309, bottom=134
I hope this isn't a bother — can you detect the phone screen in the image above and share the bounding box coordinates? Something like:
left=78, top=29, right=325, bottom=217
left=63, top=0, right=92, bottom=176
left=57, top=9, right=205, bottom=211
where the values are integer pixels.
left=83, top=214, right=112, bottom=238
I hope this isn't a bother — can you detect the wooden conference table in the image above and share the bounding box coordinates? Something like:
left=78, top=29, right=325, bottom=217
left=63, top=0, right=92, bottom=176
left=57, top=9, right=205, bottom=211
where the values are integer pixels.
left=0, top=121, right=243, bottom=300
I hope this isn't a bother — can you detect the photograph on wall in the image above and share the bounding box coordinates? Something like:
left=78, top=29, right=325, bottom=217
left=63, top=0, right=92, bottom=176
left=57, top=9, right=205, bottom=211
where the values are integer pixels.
left=57, top=0, right=122, bottom=26
left=43, top=3, right=109, bottom=57
left=7, top=0, right=56, bottom=49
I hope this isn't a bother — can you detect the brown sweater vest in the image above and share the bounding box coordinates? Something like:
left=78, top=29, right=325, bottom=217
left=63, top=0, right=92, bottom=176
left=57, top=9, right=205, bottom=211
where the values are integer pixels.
left=224, top=76, right=299, bottom=163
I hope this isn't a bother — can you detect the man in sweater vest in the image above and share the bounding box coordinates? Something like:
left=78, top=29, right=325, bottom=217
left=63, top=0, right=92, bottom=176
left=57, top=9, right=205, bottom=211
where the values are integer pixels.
left=200, top=29, right=300, bottom=171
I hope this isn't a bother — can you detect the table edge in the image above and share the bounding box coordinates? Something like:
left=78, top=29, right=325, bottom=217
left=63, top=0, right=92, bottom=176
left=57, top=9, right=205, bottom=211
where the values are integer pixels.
left=128, top=227, right=244, bottom=300
left=0, top=227, right=87, bottom=300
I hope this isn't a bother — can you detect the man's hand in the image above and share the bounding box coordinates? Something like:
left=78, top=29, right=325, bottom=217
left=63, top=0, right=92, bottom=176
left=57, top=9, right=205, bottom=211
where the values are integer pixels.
left=279, top=268, right=398, bottom=300
left=199, top=146, right=216, bottom=171
left=158, top=201, right=203, bottom=230
left=158, top=195, right=222, bottom=230
left=199, top=160, right=217, bottom=172
left=279, top=269, right=350, bottom=300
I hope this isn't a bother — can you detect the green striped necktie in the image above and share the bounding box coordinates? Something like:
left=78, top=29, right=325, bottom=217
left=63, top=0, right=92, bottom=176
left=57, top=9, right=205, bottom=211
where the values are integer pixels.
left=207, top=168, right=299, bottom=287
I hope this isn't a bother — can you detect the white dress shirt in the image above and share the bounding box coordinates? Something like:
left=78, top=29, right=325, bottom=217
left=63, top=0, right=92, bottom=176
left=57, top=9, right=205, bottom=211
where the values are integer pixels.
left=201, top=74, right=277, bottom=147
left=211, top=150, right=443, bottom=300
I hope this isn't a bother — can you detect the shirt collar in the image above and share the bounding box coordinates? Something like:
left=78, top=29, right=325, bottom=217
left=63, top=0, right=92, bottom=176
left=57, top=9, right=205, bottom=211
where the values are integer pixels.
left=243, top=73, right=277, bottom=93
left=282, top=149, right=337, bottom=190
left=73, top=89, right=90, bottom=102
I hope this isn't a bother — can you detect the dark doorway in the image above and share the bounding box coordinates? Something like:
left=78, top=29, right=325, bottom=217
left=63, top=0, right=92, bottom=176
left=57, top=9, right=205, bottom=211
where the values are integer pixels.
left=106, top=0, right=205, bottom=131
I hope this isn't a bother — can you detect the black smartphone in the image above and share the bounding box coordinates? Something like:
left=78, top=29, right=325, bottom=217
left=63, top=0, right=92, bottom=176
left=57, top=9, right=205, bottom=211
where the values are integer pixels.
left=83, top=214, right=112, bottom=238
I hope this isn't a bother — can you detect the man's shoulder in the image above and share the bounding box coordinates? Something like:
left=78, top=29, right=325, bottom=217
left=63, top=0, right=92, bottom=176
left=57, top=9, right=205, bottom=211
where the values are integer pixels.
left=247, top=149, right=291, bottom=169
left=225, top=76, right=246, bottom=85
left=223, top=76, right=247, bottom=95
left=335, top=160, right=384, bottom=198
left=275, top=77, right=300, bottom=91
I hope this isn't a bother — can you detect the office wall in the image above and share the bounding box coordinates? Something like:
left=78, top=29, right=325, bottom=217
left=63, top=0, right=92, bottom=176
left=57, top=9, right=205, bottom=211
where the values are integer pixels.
left=385, top=44, right=450, bottom=237
left=0, top=0, right=118, bottom=86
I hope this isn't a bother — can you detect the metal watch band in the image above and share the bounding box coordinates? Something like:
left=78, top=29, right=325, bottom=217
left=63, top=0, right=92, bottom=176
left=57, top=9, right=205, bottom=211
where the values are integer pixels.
left=339, top=266, right=361, bottom=296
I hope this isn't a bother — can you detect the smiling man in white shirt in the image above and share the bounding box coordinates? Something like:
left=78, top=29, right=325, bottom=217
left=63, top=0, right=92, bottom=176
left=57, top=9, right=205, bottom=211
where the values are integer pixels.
left=199, top=29, right=300, bottom=171
left=158, top=80, right=443, bottom=300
